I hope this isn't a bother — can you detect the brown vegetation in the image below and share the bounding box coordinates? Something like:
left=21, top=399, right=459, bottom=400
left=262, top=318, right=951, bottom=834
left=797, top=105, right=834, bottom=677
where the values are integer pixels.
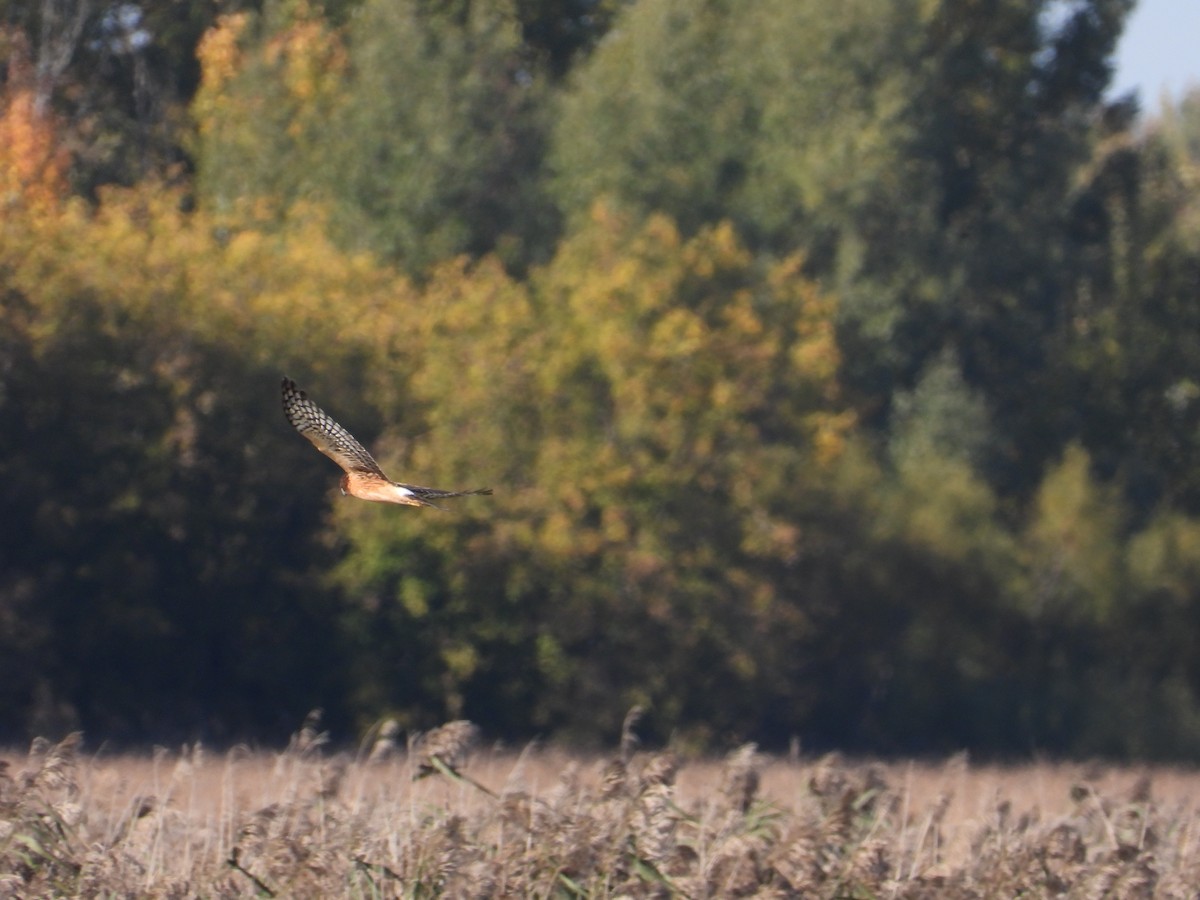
left=4, top=721, right=1200, bottom=897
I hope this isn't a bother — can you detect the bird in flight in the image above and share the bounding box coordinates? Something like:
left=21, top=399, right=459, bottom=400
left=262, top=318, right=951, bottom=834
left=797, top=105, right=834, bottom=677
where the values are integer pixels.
left=281, top=377, right=492, bottom=509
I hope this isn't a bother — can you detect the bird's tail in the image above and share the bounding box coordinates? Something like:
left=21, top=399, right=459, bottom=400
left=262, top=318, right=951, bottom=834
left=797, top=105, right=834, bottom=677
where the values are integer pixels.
left=401, top=485, right=493, bottom=510
left=422, top=487, right=494, bottom=498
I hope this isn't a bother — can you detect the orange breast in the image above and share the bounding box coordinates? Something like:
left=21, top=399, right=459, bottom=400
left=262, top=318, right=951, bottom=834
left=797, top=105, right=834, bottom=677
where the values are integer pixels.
left=343, top=472, right=425, bottom=506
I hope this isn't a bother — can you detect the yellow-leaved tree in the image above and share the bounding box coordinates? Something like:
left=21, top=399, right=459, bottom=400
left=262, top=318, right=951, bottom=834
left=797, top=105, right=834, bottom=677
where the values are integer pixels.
left=0, top=164, right=416, bottom=739
left=192, top=1, right=347, bottom=224
left=330, top=205, right=855, bottom=742
left=1022, top=443, right=1123, bottom=624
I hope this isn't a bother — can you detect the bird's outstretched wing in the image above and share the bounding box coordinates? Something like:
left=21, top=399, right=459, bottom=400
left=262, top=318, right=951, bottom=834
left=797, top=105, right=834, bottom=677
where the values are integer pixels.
left=281, top=377, right=386, bottom=478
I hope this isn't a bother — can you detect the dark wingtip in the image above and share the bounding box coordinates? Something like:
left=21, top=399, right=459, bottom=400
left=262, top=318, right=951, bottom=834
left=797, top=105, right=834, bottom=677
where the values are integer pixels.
left=281, top=377, right=306, bottom=423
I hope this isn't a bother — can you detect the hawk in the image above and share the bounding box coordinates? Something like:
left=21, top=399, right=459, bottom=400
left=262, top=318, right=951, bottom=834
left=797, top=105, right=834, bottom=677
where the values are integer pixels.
left=281, top=377, right=492, bottom=508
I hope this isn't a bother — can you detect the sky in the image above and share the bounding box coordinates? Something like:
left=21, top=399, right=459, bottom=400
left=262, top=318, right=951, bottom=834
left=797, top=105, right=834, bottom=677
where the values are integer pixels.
left=1110, top=0, right=1200, bottom=107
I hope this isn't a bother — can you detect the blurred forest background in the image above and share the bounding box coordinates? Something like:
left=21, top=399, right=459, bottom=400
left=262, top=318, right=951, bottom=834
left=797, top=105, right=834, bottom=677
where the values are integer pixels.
left=3, top=0, right=1200, bottom=759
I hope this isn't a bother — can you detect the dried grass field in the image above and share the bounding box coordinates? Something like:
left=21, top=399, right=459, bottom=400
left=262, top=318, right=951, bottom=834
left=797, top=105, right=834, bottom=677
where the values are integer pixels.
left=4, top=721, right=1200, bottom=898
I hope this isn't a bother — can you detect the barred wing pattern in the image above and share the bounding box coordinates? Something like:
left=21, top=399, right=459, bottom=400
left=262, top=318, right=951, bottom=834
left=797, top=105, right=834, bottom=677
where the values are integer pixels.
left=281, top=378, right=386, bottom=477
left=281, top=377, right=493, bottom=508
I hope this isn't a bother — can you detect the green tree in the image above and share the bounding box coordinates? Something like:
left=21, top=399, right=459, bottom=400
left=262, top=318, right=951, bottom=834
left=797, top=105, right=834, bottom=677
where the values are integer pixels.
left=552, top=0, right=1136, bottom=502
left=1056, top=87, right=1200, bottom=513
left=841, top=0, right=1136, bottom=494
left=329, top=0, right=558, bottom=272
left=1021, top=443, right=1123, bottom=623
left=888, top=349, right=991, bottom=471
left=550, top=0, right=921, bottom=259
left=192, top=0, right=559, bottom=273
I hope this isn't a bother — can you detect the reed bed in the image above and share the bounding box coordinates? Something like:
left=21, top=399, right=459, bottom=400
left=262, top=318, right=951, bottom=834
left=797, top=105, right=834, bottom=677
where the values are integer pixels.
left=3, top=715, right=1200, bottom=897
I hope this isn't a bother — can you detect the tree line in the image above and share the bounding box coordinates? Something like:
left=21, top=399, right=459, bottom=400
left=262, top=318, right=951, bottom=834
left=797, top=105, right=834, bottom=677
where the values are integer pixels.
left=4, top=0, right=1200, bottom=757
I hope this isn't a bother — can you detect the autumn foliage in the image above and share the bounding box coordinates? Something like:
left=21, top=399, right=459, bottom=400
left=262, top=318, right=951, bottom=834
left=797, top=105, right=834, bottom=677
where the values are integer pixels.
left=0, top=33, right=68, bottom=209
left=2, top=0, right=1200, bottom=760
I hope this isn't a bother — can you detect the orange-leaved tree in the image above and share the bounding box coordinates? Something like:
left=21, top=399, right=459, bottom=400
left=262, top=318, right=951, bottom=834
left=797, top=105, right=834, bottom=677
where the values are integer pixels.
left=0, top=30, right=69, bottom=212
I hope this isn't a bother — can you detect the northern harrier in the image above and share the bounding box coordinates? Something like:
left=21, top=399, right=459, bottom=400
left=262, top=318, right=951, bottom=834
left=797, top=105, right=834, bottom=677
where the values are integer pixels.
left=281, top=377, right=492, bottom=508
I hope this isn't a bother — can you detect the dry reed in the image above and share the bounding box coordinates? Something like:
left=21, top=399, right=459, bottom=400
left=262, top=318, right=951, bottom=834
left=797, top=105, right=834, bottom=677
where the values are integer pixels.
left=3, top=716, right=1200, bottom=897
